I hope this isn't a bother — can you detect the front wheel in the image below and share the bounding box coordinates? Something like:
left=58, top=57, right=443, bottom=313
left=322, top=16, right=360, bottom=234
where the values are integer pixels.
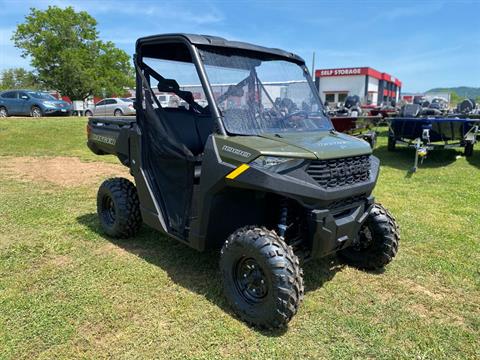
left=339, top=203, right=399, bottom=270
left=220, top=226, right=304, bottom=329
left=97, top=177, right=142, bottom=238
left=31, top=106, right=43, bottom=118
left=84, top=110, right=93, bottom=117
left=114, top=109, right=123, bottom=117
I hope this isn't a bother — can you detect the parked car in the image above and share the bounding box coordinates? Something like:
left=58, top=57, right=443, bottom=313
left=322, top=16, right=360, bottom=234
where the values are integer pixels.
left=0, top=90, right=72, bottom=117
left=84, top=98, right=135, bottom=117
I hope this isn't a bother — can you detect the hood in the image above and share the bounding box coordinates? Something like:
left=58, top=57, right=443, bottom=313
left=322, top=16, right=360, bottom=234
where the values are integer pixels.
left=259, top=131, right=372, bottom=159
left=44, top=99, right=71, bottom=107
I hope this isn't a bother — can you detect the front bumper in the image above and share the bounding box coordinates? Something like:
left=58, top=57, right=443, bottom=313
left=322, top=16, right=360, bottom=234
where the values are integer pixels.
left=122, top=107, right=136, bottom=116
left=307, top=195, right=374, bottom=258
left=44, top=107, right=72, bottom=115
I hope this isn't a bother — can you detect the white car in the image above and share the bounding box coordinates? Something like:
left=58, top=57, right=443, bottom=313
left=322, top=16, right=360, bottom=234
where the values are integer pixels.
left=84, top=98, right=135, bottom=117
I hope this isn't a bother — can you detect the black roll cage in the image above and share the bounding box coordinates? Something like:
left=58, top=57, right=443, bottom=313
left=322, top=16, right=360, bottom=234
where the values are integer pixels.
left=135, top=34, right=227, bottom=135
left=134, top=34, right=324, bottom=137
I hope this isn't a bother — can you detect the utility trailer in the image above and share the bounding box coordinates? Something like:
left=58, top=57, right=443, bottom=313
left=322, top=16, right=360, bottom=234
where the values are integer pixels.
left=387, top=117, right=479, bottom=171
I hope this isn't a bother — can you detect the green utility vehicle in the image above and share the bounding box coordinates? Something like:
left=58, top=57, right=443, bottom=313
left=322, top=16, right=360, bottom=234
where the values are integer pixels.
left=87, top=34, right=399, bottom=329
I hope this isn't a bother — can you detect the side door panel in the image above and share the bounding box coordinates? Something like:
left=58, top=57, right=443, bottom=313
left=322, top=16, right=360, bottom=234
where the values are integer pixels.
left=94, top=100, right=106, bottom=116
left=107, top=99, right=117, bottom=115
left=4, top=92, right=21, bottom=115
left=18, top=92, right=32, bottom=115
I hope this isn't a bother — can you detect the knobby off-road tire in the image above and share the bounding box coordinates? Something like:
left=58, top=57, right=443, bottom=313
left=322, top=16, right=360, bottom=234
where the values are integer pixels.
left=464, top=142, right=474, bottom=157
left=97, top=177, right=142, bottom=238
left=220, top=226, right=304, bottom=329
left=339, top=203, right=399, bottom=270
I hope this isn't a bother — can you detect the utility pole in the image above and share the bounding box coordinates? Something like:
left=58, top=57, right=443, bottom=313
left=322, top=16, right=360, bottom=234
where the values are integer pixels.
left=311, top=51, right=315, bottom=76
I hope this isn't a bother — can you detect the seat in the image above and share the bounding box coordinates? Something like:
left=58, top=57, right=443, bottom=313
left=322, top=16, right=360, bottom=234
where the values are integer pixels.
left=155, top=79, right=214, bottom=177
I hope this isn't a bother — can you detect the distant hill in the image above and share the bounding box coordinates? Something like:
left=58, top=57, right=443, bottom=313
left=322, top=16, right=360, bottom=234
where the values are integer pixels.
left=426, top=87, right=480, bottom=99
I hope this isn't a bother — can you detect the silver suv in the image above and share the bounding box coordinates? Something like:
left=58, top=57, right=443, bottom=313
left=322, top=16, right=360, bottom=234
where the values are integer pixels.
left=85, top=98, right=135, bottom=117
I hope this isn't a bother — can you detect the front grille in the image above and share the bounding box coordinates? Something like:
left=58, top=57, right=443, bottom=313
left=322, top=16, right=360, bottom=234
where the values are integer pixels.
left=306, top=155, right=371, bottom=188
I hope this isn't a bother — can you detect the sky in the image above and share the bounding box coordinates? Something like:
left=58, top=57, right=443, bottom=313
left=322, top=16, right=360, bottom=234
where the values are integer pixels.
left=0, top=0, right=479, bottom=92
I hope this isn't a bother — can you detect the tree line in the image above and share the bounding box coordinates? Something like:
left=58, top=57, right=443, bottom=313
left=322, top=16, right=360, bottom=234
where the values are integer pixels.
left=0, top=6, right=134, bottom=100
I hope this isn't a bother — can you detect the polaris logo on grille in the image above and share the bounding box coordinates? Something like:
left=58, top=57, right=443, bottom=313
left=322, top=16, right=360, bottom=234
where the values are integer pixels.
left=307, top=155, right=370, bottom=188
left=330, top=164, right=366, bottom=177
left=222, top=145, right=251, bottom=158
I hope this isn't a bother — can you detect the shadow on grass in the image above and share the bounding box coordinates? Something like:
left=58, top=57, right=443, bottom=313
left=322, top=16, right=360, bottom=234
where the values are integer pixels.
left=466, top=150, right=480, bottom=169
left=373, top=145, right=460, bottom=174
left=77, top=212, right=345, bottom=336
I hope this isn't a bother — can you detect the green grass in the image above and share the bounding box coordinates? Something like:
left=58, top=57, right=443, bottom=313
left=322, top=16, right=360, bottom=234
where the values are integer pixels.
left=0, top=116, right=116, bottom=162
left=0, top=117, right=479, bottom=359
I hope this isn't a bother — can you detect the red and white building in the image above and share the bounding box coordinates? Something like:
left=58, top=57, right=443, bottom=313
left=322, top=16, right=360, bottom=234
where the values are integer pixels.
left=314, top=67, right=402, bottom=106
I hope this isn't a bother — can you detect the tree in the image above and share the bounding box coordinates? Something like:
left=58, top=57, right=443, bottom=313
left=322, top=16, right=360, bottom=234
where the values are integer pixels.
left=12, top=6, right=134, bottom=100
left=449, top=91, right=461, bottom=106
left=0, top=68, right=39, bottom=90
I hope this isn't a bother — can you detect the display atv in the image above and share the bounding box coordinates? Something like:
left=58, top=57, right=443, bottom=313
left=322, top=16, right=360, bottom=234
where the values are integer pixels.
left=87, top=33, right=400, bottom=329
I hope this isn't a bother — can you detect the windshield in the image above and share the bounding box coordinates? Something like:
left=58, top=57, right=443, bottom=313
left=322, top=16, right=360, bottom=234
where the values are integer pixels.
left=200, top=48, right=332, bottom=135
left=27, top=91, right=56, bottom=100
left=120, top=98, right=133, bottom=102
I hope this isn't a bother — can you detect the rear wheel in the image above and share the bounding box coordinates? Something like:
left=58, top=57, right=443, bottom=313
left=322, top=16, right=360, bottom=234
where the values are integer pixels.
left=464, top=142, right=474, bottom=157
left=97, top=178, right=142, bottom=238
left=220, top=226, right=304, bottom=329
left=31, top=106, right=42, bottom=118
left=114, top=109, right=123, bottom=117
left=0, top=106, right=7, bottom=117
left=84, top=110, right=93, bottom=117
left=339, top=203, right=399, bottom=270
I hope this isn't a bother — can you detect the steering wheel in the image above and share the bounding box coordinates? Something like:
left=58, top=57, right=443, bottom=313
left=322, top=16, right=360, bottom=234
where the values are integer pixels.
left=285, top=110, right=309, bottom=120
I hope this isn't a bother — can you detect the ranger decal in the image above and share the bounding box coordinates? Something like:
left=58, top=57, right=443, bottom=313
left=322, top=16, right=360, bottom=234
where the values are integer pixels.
left=92, top=133, right=116, bottom=146
left=222, top=145, right=251, bottom=158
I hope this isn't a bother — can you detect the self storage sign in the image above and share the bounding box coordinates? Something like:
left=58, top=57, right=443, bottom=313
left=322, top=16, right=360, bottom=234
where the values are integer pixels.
left=317, top=68, right=366, bottom=77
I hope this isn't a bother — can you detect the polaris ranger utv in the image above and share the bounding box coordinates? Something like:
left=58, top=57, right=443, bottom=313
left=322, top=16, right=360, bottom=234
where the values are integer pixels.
left=87, top=33, right=399, bottom=329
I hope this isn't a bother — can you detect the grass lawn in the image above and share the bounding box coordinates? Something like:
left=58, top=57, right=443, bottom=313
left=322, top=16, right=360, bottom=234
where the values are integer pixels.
left=0, top=117, right=479, bottom=359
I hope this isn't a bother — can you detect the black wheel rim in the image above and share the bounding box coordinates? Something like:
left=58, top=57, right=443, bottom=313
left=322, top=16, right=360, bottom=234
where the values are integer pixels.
left=101, top=195, right=116, bottom=226
left=353, top=225, right=374, bottom=251
left=233, top=257, right=268, bottom=303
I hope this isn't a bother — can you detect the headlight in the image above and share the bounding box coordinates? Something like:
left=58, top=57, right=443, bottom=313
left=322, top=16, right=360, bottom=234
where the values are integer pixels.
left=43, top=101, right=57, bottom=107
left=250, top=156, right=305, bottom=173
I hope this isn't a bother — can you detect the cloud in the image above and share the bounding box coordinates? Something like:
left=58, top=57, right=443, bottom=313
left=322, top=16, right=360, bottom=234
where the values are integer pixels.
left=56, top=0, right=224, bottom=25
left=377, top=1, right=446, bottom=21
